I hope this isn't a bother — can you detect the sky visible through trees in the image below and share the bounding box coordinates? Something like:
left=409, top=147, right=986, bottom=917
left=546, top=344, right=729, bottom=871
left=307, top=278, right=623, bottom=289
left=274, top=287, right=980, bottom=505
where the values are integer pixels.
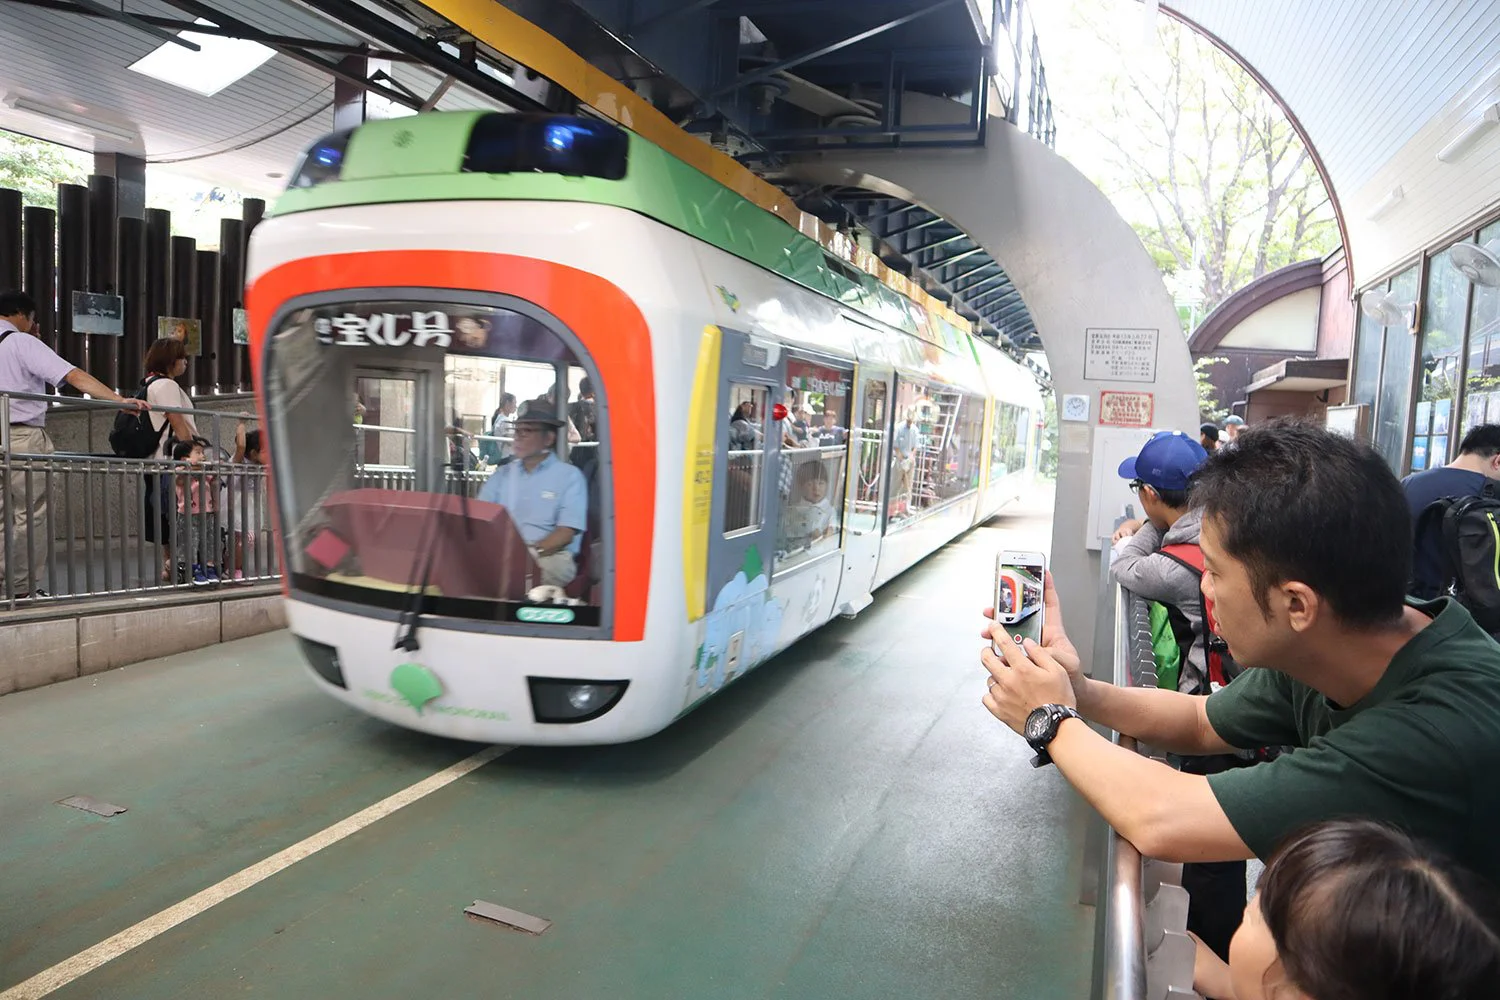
left=1030, top=0, right=1340, bottom=334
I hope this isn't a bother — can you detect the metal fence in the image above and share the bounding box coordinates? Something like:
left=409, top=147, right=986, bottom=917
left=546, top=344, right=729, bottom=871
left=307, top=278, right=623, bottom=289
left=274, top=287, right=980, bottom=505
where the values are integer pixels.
left=1090, top=533, right=1201, bottom=999
left=1, top=390, right=278, bottom=610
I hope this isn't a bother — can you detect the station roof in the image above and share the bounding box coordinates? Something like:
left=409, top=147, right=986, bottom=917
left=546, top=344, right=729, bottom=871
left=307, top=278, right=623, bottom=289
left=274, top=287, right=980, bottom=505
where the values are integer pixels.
left=0, top=0, right=547, bottom=198
left=0, top=0, right=1044, bottom=351
left=1167, top=0, right=1500, bottom=289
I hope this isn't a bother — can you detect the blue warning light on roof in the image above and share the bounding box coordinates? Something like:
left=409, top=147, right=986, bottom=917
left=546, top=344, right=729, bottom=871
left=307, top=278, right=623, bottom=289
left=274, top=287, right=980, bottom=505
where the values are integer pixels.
left=464, top=114, right=628, bottom=180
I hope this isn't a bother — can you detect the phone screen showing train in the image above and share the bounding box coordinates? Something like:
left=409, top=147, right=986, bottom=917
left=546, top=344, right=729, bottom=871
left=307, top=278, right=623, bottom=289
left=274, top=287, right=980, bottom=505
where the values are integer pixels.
left=995, top=552, right=1046, bottom=650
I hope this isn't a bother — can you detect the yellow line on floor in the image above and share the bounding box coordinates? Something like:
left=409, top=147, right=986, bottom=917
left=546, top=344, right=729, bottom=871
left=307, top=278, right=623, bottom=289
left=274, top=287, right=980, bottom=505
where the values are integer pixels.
left=0, top=744, right=511, bottom=1000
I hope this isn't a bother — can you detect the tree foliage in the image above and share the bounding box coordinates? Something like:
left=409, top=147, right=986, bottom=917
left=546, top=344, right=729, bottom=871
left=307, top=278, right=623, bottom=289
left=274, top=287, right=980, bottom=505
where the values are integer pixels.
left=1045, top=6, right=1340, bottom=328
left=0, top=131, right=90, bottom=210
left=1195, top=356, right=1229, bottom=424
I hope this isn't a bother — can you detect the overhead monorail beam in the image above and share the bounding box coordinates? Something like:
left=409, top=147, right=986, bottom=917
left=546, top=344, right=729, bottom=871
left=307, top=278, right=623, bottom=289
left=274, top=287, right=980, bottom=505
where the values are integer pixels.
left=705, top=0, right=965, bottom=100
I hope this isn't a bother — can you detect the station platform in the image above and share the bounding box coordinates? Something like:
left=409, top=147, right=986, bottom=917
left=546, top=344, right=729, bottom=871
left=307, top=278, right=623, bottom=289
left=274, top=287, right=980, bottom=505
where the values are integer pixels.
left=0, top=490, right=1092, bottom=1000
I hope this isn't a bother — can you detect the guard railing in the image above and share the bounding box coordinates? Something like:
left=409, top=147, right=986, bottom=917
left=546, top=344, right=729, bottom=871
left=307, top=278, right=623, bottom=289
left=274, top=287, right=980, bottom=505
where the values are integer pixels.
left=1, top=389, right=278, bottom=610
left=1090, top=519, right=1200, bottom=1000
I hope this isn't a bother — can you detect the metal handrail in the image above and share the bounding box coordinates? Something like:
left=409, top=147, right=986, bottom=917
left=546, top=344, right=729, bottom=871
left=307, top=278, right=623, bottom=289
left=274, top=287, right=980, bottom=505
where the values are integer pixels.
left=1098, top=580, right=1148, bottom=1000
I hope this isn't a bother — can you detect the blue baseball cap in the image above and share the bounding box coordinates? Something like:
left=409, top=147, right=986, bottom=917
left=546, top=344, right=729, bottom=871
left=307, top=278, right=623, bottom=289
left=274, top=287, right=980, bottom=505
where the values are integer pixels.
left=1117, top=431, right=1209, bottom=491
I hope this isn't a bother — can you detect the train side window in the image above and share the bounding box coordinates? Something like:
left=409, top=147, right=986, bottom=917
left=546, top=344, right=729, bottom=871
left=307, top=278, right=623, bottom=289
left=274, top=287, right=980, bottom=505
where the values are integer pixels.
left=888, top=378, right=983, bottom=525
left=775, top=360, right=853, bottom=572
left=848, top=377, right=888, bottom=534
left=991, top=401, right=1024, bottom=482
left=725, top=383, right=768, bottom=535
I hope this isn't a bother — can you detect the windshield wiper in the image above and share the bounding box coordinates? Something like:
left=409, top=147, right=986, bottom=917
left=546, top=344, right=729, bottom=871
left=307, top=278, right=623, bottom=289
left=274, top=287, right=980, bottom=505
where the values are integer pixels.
left=394, top=426, right=476, bottom=653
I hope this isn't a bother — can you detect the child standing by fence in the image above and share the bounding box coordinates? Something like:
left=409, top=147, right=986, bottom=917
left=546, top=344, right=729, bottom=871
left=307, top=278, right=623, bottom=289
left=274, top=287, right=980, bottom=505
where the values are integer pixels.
left=172, top=437, right=218, bottom=585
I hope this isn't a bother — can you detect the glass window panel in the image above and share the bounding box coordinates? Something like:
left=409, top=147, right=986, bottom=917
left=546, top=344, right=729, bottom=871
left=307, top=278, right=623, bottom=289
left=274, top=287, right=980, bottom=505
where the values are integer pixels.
left=1419, top=243, right=1471, bottom=463
left=1465, top=221, right=1500, bottom=441
left=848, top=377, right=887, bottom=533
left=776, top=359, right=853, bottom=573
left=1374, top=266, right=1419, bottom=469
left=1351, top=298, right=1385, bottom=412
left=265, top=299, right=607, bottom=619
left=887, top=378, right=982, bottom=527
left=725, top=383, right=768, bottom=535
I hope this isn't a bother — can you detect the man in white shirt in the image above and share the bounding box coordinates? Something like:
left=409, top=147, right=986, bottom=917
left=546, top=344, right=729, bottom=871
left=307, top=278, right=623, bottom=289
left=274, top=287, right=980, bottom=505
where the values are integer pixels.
left=1, top=290, right=147, bottom=597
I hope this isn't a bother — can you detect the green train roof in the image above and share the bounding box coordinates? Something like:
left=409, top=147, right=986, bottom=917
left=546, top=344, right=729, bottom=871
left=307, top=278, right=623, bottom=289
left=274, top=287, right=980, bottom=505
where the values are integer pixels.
left=271, top=111, right=977, bottom=353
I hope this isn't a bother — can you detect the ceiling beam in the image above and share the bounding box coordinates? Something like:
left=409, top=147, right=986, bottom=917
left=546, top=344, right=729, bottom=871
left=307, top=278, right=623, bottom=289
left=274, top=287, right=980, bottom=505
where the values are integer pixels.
left=705, top=0, right=965, bottom=100
left=12, top=0, right=417, bottom=59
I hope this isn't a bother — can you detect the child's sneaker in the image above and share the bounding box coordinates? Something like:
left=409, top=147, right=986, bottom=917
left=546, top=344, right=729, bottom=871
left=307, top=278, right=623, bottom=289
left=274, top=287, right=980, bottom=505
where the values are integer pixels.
left=191, top=564, right=210, bottom=586
left=203, top=565, right=220, bottom=585
left=232, top=570, right=246, bottom=583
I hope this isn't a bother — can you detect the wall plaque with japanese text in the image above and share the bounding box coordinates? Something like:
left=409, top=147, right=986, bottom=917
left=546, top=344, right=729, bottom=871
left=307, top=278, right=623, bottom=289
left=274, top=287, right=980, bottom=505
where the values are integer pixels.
left=1084, top=327, right=1158, bottom=383
left=1098, top=391, right=1155, bottom=427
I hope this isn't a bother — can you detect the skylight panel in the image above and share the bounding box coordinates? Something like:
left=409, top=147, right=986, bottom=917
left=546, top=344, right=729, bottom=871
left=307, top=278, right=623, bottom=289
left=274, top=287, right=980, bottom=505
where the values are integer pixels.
left=128, top=18, right=275, bottom=97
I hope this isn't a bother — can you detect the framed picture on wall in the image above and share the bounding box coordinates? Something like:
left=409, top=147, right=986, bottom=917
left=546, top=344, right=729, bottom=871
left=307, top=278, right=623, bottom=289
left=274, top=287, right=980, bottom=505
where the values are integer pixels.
left=1432, top=398, right=1451, bottom=436
left=1467, top=391, right=1489, bottom=433
left=1414, top=400, right=1432, bottom=437
left=1432, top=435, right=1450, bottom=464
left=1411, top=437, right=1429, bottom=471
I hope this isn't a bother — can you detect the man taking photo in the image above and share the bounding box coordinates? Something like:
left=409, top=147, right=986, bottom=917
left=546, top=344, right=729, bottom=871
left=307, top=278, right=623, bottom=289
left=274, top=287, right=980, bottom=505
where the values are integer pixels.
left=979, top=420, right=1500, bottom=891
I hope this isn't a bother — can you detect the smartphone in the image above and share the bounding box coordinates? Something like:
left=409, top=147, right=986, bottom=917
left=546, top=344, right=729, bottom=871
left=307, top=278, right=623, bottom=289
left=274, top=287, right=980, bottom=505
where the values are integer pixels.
left=994, top=550, right=1047, bottom=654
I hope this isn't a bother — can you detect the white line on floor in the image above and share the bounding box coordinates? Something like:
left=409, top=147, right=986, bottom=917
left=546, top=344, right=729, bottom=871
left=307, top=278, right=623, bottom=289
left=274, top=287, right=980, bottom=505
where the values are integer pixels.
left=1, top=743, right=511, bottom=1000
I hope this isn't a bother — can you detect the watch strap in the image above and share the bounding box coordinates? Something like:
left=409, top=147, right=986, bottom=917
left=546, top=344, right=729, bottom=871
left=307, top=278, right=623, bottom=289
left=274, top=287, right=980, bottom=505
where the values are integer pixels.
left=1028, top=704, right=1082, bottom=769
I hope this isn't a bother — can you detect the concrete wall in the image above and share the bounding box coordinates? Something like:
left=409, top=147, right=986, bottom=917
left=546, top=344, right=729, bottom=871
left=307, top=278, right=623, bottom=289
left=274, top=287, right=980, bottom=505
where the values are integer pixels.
left=1216, top=287, right=1320, bottom=351
left=789, top=117, right=1198, bottom=662
left=0, top=590, right=285, bottom=696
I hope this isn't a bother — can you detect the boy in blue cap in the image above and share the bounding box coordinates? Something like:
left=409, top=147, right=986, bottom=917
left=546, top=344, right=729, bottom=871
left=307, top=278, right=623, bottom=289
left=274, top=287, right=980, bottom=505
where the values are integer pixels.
left=1111, top=430, right=1212, bottom=694
left=1111, top=431, right=1247, bottom=962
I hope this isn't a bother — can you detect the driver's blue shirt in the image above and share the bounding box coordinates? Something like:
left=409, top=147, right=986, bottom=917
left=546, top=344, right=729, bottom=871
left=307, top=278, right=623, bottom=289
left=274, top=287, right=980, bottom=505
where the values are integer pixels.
left=477, top=451, right=587, bottom=555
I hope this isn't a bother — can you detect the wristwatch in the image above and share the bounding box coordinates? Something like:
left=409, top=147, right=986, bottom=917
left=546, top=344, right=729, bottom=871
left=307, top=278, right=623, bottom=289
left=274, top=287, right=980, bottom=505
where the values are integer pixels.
left=1024, top=703, right=1083, bottom=769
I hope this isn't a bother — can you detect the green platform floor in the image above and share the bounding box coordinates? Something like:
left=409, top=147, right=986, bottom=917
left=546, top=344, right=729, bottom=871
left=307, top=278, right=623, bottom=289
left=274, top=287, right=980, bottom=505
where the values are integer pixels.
left=0, top=499, right=1094, bottom=1000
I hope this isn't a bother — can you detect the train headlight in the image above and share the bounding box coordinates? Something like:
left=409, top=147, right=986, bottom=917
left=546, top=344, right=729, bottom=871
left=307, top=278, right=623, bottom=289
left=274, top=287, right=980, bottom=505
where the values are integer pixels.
left=527, top=678, right=629, bottom=723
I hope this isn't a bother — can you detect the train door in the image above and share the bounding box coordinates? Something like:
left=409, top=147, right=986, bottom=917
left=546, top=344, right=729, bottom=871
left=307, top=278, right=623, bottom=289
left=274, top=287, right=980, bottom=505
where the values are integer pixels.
left=700, top=329, right=784, bottom=681
left=833, top=366, right=892, bottom=616
left=352, top=363, right=440, bottom=489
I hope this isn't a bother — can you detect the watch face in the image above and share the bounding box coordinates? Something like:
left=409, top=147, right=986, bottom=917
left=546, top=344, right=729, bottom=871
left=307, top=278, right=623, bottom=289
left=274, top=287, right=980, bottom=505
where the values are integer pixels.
left=1024, top=707, right=1053, bottom=742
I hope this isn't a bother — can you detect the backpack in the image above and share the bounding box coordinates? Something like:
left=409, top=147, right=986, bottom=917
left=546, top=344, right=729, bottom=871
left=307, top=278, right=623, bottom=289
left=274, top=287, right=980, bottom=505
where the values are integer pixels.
left=1415, top=481, right=1500, bottom=634
left=1148, top=600, right=1182, bottom=693
left=109, top=375, right=169, bottom=458
left=1158, top=542, right=1244, bottom=693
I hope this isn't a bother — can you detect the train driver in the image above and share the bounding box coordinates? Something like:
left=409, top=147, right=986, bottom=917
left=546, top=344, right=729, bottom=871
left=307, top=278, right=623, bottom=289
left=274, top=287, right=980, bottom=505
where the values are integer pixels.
left=477, top=402, right=588, bottom=587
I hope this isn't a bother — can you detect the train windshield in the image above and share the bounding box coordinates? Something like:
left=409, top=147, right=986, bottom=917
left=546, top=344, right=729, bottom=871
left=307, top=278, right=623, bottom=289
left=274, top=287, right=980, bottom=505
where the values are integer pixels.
left=264, top=298, right=608, bottom=629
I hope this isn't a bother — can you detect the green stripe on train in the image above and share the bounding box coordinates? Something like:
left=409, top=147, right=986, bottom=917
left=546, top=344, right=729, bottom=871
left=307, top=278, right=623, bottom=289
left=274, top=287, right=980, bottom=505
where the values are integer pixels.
left=269, top=113, right=930, bottom=341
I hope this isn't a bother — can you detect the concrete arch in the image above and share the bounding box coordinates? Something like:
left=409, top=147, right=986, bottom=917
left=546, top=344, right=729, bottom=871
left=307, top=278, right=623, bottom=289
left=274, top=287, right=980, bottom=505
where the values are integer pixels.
left=789, top=121, right=1197, bottom=656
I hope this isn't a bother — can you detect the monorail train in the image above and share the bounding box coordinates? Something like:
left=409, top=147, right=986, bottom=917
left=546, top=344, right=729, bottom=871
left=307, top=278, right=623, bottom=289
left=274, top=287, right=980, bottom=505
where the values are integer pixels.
left=995, top=569, right=1044, bottom=626
left=247, top=111, right=1044, bottom=745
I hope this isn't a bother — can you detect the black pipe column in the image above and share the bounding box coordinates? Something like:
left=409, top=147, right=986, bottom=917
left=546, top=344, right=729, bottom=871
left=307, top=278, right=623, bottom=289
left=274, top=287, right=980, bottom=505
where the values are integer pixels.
left=56, top=183, right=89, bottom=374
left=89, top=175, right=119, bottom=391
left=169, top=236, right=197, bottom=392
left=118, top=217, right=147, bottom=390
left=0, top=189, right=21, bottom=292
left=22, top=206, right=55, bottom=352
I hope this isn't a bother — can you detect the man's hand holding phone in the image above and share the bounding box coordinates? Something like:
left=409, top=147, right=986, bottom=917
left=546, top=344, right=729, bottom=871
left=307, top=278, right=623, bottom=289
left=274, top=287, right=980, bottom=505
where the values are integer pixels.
left=980, top=571, right=1085, bottom=695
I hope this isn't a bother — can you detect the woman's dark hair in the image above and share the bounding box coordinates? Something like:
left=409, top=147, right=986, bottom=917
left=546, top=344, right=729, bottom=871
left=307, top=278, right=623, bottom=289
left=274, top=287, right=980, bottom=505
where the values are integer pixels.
left=144, top=337, right=187, bottom=377
left=1259, top=819, right=1500, bottom=1000
left=1189, top=417, right=1410, bottom=627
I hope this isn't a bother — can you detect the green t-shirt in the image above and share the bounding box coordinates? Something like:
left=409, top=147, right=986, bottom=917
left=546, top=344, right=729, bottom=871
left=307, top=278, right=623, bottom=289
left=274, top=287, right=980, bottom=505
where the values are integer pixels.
left=1205, top=598, right=1500, bottom=879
